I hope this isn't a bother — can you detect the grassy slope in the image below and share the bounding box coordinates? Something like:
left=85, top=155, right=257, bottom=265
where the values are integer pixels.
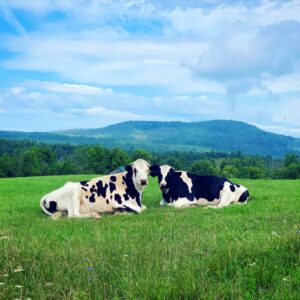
left=0, top=175, right=299, bottom=300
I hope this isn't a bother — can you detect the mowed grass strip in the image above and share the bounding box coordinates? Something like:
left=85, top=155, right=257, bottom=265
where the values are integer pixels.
left=0, top=175, right=299, bottom=300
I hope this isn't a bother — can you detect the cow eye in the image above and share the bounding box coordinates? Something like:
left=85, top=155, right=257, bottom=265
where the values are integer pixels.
left=133, top=168, right=137, bottom=176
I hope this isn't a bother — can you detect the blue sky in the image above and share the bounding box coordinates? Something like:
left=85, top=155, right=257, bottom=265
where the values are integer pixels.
left=0, top=0, right=300, bottom=137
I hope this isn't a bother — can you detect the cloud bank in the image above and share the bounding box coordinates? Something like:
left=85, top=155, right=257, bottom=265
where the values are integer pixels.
left=0, top=0, right=299, bottom=136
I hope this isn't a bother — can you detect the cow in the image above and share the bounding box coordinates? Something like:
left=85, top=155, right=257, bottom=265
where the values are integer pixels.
left=150, top=165, right=250, bottom=209
left=40, top=159, right=150, bottom=218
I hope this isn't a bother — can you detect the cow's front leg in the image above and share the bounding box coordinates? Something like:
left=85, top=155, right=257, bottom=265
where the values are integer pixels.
left=159, top=199, right=167, bottom=206
left=113, top=203, right=143, bottom=215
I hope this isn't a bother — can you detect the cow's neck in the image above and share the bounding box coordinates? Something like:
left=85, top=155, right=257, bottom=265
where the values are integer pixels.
left=123, top=171, right=143, bottom=207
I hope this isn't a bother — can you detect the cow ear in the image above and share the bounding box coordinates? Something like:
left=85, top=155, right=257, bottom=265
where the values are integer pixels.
left=125, top=165, right=132, bottom=173
left=149, top=165, right=160, bottom=177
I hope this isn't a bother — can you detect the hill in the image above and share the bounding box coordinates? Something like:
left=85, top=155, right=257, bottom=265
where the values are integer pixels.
left=1, top=120, right=300, bottom=156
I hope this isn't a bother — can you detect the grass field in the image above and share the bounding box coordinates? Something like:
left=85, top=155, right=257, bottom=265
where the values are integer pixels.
left=0, top=175, right=299, bottom=300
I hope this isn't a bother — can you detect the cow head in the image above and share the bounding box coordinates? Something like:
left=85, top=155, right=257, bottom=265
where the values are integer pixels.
left=149, top=165, right=174, bottom=192
left=125, top=159, right=150, bottom=191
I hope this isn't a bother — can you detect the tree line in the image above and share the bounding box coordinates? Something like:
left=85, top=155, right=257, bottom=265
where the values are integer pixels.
left=0, top=139, right=299, bottom=179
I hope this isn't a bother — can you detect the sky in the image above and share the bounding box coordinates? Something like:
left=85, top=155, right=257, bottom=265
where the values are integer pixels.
left=0, top=0, right=300, bottom=137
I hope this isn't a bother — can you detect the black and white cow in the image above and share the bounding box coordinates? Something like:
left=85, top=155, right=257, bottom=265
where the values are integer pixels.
left=40, top=159, right=150, bottom=218
left=150, top=165, right=250, bottom=208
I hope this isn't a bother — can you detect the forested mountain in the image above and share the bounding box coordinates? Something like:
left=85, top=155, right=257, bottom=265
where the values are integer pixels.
left=1, top=120, right=300, bottom=157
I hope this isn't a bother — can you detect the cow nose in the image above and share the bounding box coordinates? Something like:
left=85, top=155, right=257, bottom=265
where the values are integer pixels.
left=140, top=179, right=147, bottom=186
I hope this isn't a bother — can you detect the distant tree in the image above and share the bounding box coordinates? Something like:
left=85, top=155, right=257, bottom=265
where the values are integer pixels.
left=132, top=149, right=153, bottom=162
left=73, top=147, right=90, bottom=173
left=282, top=163, right=300, bottom=179
left=86, top=146, right=107, bottom=174
left=21, top=148, right=41, bottom=176
left=284, top=153, right=299, bottom=167
left=38, top=146, right=56, bottom=175
left=165, top=157, right=185, bottom=170
left=58, top=159, right=77, bottom=175
left=241, top=166, right=265, bottom=179
left=190, top=160, right=218, bottom=175
left=222, top=165, right=239, bottom=178
left=0, top=154, right=16, bottom=177
left=109, top=149, right=130, bottom=170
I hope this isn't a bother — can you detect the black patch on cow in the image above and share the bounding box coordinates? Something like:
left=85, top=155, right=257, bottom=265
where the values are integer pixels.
left=230, top=184, right=236, bottom=192
left=81, top=187, right=87, bottom=192
left=80, top=181, right=89, bottom=186
left=188, top=174, right=230, bottom=202
left=106, top=199, right=109, bottom=204
left=44, top=200, right=57, bottom=214
left=110, top=176, right=117, bottom=182
left=123, top=166, right=141, bottom=207
left=89, top=193, right=96, bottom=203
left=109, top=182, right=116, bottom=193
left=123, top=205, right=138, bottom=213
left=114, top=194, right=122, bottom=204
left=239, top=190, right=250, bottom=203
left=162, top=190, right=171, bottom=203
left=90, top=185, right=96, bottom=194
left=236, top=184, right=240, bottom=188
left=114, top=206, right=138, bottom=214
left=150, top=165, right=163, bottom=183
left=123, top=194, right=129, bottom=201
left=96, top=180, right=108, bottom=198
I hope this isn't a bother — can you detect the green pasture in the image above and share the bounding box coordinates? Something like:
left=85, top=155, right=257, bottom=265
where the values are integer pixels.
left=0, top=175, right=299, bottom=299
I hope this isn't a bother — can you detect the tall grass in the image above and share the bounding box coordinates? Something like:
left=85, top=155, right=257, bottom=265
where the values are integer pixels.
left=0, top=175, right=299, bottom=299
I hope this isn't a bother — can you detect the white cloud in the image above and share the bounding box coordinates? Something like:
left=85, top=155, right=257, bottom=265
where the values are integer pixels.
left=72, top=106, right=142, bottom=119
left=263, top=74, right=300, bottom=93
left=23, top=80, right=113, bottom=95
left=2, top=35, right=215, bottom=92
left=0, top=1, right=26, bottom=35
left=1, top=0, right=300, bottom=136
left=256, top=123, right=300, bottom=138
left=272, top=98, right=300, bottom=124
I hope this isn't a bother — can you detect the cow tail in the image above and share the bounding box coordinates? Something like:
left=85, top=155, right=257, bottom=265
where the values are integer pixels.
left=40, top=197, right=55, bottom=216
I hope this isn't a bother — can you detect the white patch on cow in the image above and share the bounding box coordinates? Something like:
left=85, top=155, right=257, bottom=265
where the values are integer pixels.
left=196, top=197, right=220, bottom=206
left=169, top=197, right=197, bottom=208
left=159, top=165, right=172, bottom=187
left=131, top=158, right=150, bottom=192
left=179, top=171, right=193, bottom=193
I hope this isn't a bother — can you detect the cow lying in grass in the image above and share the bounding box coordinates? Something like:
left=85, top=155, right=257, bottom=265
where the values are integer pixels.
left=150, top=165, right=249, bottom=208
left=40, top=159, right=150, bottom=218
